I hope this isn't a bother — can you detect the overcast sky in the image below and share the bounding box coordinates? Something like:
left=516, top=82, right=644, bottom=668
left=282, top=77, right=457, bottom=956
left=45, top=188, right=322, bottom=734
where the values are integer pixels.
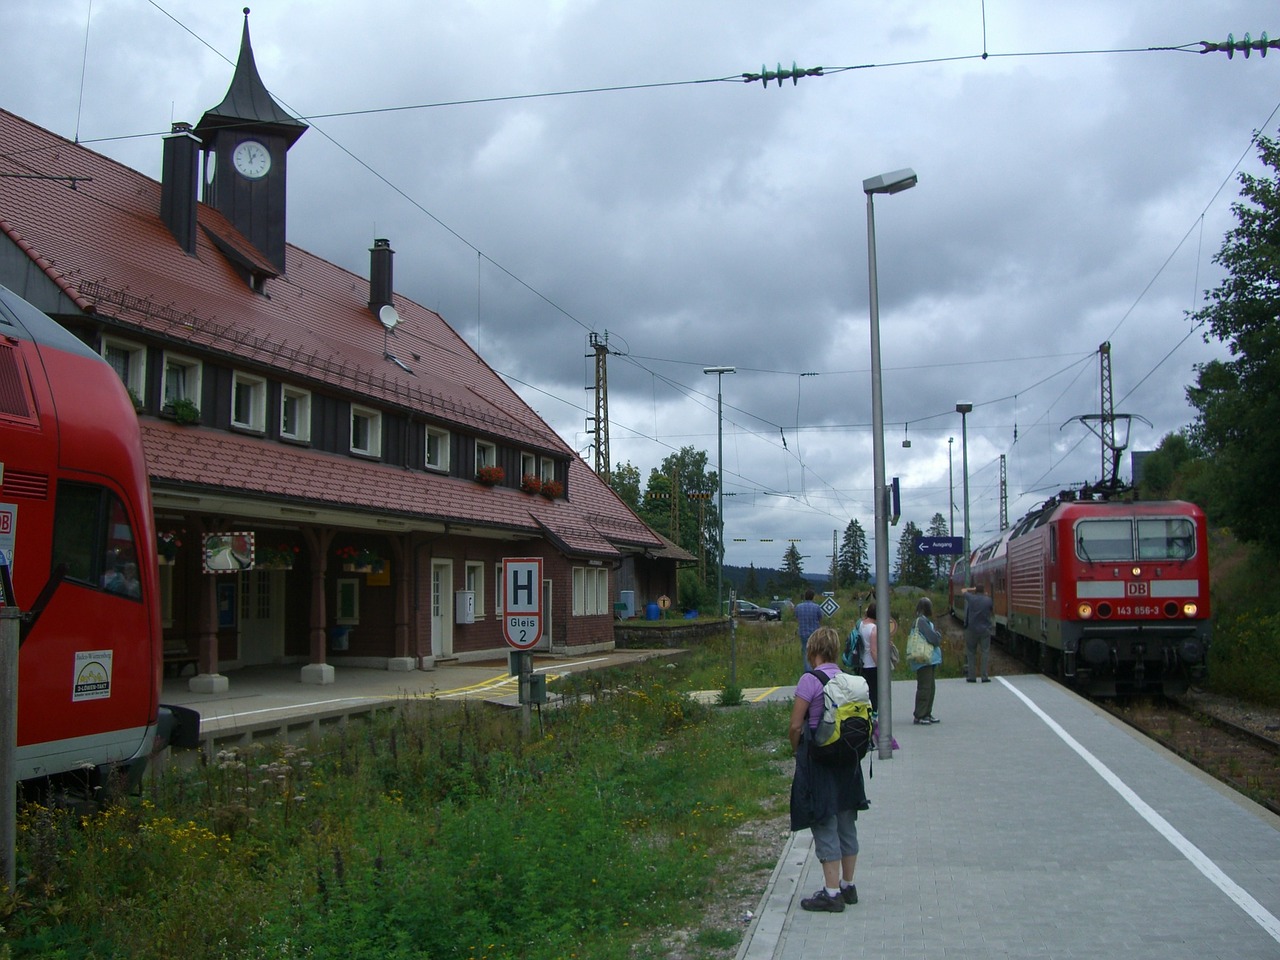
left=5, top=1, right=1277, bottom=576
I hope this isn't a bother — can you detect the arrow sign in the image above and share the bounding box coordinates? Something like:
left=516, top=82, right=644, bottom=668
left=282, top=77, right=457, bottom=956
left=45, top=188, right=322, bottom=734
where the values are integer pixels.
left=915, top=536, right=964, bottom=556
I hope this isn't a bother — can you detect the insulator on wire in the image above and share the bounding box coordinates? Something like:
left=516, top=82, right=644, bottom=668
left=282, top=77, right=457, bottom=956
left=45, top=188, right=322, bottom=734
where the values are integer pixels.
left=741, top=61, right=824, bottom=87
left=1199, top=31, right=1277, bottom=57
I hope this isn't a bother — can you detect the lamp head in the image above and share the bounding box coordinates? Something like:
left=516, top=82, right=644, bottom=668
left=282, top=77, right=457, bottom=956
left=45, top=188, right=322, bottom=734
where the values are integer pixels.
left=863, top=168, right=918, bottom=196
left=956, top=402, right=973, bottom=414
left=703, top=366, right=736, bottom=375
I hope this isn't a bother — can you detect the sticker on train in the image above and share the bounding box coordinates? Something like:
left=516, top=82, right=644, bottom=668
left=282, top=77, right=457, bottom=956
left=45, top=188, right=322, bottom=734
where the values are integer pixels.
left=73, top=650, right=113, bottom=701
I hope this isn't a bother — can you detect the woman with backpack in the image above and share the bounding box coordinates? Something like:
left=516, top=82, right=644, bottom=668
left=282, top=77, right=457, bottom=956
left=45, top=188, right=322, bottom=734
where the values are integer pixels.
left=789, top=626, right=868, bottom=913
left=856, top=602, right=881, bottom=714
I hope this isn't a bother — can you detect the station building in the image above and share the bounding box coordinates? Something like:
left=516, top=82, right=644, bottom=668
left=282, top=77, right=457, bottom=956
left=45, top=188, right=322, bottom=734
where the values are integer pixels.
left=0, top=15, right=687, bottom=691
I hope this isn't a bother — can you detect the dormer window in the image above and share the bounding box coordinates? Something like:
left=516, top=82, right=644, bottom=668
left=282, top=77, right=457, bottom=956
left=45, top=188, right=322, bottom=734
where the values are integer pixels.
left=101, top=337, right=146, bottom=401
left=231, top=371, right=267, bottom=432
left=280, top=386, right=312, bottom=442
left=540, top=457, right=556, bottom=484
left=351, top=405, right=382, bottom=458
left=426, top=426, right=451, bottom=471
left=475, top=440, right=497, bottom=474
left=162, top=352, right=202, bottom=407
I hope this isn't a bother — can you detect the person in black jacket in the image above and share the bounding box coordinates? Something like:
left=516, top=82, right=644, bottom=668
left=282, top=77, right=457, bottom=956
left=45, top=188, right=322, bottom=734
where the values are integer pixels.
left=964, top=584, right=994, bottom=683
left=789, top=627, right=867, bottom=912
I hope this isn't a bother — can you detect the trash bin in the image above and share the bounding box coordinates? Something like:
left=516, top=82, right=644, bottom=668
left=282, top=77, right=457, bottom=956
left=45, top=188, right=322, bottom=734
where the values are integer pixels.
left=645, top=601, right=661, bottom=621
left=329, top=625, right=350, bottom=651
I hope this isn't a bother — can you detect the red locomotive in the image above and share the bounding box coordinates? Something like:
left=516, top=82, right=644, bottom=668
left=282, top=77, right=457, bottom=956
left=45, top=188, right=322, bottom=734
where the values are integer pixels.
left=951, top=490, right=1211, bottom=696
left=0, top=282, right=195, bottom=797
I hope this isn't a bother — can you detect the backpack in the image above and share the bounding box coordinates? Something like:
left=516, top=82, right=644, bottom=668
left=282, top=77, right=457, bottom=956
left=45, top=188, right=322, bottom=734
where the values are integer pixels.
left=841, top=623, right=862, bottom=672
left=808, top=669, right=872, bottom=767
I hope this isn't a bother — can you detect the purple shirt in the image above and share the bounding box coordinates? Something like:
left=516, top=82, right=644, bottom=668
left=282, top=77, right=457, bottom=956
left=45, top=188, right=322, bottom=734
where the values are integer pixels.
left=796, top=662, right=840, bottom=728
left=795, top=600, right=823, bottom=641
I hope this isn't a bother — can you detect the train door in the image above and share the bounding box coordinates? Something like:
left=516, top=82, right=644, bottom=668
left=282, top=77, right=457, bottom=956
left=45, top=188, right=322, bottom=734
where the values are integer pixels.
left=430, top=560, right=453, bottom=658
left=239, top=568, right=284, bottom=665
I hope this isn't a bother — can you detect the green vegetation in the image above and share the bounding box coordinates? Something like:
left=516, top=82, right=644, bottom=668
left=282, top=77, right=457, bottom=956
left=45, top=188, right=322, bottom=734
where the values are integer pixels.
left=1206, top=530, right=1280, bottom=706
left=4, top=661, right=792, bottom=960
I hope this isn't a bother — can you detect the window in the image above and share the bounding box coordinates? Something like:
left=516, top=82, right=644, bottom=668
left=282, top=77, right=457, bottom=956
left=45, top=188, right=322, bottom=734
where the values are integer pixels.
left=52, top=482, right=142, bottom=602
left=101, top=337, right=146, bottom=399
left=161, top=351, right=201, bottom=406
left=465, top=562, right=486, bottom=619
left=572, top=566, right=608, bottom=616
left=1137, top=517, right=1196, bottom=560
left=351, top=405, right=383, bottom=457
left=231, top=371, right=267, bottom=432
left=1075, top=519, right=1133, bottom=562
left=426, top=426, right=451, bottom=471
left=475, top=440, right=496, bottom=474
left=540, top=457, right=556, bottom=484
left=335, top=578, right=360, bottom=624
left=494, top=562, right=504, bottom=615
left=281, top=386, right=312, bottom=442
left=521, top=452, right=536, bottom=480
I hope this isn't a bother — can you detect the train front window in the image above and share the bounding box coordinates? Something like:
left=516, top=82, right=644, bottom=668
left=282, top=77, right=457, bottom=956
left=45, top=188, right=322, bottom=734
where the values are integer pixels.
left=1137, top=518, right=1195, bottom=560
left=1075, top=519, right=1133, bottom=561
left=52, top=483, right=142, bottom=601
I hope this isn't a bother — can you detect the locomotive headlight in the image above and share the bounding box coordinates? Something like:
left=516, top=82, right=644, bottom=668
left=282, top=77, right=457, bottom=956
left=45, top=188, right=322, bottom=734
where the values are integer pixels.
left=1077, top=602, right=1094, bottom=619
left=1182, top=602, right=1198, bottom=617
left=1131, top=566, right=1142, bottom=577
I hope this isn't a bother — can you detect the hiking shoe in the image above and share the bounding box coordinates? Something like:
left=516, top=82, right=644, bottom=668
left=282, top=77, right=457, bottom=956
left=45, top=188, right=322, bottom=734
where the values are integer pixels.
left=800, top=889, right=845, bottom=913
left=840, top=883, right=858, bottom=905
left=925, top=715, right=940, bottom=724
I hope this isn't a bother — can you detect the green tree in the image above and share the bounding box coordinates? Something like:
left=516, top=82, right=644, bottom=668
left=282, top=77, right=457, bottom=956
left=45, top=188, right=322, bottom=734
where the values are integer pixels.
left=609, top=461, right=643, bottom=513
left=838, top=519, right=870, bottom=586
left=893, top=520, right=933, bottom=588
left=780, top=542, right=806, bottom=594
left=926, top=512, right=950, bottom=582
left=646, top=447, right=720, bottom=587
left=1188, top=130, right=1280, bottom=552
left=744, top=563, right=759, bottom=598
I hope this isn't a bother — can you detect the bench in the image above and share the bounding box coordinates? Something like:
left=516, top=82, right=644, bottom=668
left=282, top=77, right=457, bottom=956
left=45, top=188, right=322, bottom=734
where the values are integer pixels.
left=163, top=648, right=199, bottom=679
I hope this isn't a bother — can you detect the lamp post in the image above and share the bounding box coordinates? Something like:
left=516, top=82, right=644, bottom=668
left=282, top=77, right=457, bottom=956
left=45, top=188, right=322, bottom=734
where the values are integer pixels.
left=956, top=403, right=973, bottom=585
left=948, top=437, right=955, bottom=536
left=703, top=367, right=735, bottom=619
left=863, top=167, right=917, bottom=762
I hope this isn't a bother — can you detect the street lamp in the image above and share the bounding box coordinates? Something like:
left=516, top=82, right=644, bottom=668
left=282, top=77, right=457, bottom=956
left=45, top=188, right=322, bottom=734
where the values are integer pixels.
left=703, top=367, right=735, bottom=618
left=863, top=167, right=916, bottom=762
left=948, top=437, right=955, bottom=536
left=956, top=403, right=973, bottom=585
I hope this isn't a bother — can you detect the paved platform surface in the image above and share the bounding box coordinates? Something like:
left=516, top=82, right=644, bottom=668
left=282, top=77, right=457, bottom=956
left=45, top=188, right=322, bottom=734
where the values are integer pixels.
left=738, top=674, right=1280, bottom=960
left=160, top=649, right=685, bottom=745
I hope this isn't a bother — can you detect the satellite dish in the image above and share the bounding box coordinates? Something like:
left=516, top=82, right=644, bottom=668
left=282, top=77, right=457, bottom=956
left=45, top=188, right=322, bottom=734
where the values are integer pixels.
left=378, top=304, right=400, bottom=330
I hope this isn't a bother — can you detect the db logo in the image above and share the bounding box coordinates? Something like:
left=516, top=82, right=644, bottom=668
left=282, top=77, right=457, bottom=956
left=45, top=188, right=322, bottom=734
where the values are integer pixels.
left=1126, top=581, right=1149, bottom=597
left=0, top=513, right=11, bottom=535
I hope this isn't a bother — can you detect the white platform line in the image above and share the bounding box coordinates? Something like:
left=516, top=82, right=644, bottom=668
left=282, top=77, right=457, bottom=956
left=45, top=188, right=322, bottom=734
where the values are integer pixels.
left=1002, top=677, right=1280, bottom=945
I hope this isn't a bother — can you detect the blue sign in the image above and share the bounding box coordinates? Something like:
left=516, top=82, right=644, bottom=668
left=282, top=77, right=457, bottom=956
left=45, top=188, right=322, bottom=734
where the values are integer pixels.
left=915, top=536, right=964, bottom=556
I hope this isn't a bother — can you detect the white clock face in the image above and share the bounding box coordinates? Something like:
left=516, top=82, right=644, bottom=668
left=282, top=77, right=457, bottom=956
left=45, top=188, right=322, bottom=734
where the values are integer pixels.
left=232, top=140, right=271, bottom=179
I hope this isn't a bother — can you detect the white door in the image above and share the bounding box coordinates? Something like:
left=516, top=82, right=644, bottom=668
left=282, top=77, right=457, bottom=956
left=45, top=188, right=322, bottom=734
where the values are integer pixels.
left=541, top=578, right=553, bottom=652
left=240, top=569, right=285, bottom=665
left=431, top=560, right=454, bottom=658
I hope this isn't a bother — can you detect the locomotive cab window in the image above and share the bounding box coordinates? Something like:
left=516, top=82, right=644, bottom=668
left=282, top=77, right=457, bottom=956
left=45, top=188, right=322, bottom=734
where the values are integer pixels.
left=1075, top=519, right=1133, bottom=562
left=52, top=482, right=142, bottom=601
left=1137, top=518, right=1195, bottom=560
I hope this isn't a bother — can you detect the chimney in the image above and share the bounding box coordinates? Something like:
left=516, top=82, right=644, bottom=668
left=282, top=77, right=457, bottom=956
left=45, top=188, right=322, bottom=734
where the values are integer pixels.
left=369, top=238, right=394, bottom=311
left=160, top=122, right=201, bottom=255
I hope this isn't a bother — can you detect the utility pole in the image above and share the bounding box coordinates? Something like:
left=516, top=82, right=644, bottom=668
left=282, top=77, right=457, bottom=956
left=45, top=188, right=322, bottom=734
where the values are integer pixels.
left=587, top=332, right=611, bottom=482
left=999, top=454, right=1008, bottom=531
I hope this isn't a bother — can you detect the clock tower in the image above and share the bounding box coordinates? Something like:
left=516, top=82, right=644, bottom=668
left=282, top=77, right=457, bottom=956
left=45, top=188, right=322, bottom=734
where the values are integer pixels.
left=194, top=9, right=308, bottom=274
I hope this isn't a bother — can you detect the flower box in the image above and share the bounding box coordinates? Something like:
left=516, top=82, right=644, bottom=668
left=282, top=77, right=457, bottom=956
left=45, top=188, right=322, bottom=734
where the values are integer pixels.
left=476, top=465, right=505, bottom=487
left=540, top=479, right=564, bottom=499
left=520, top=474, right=543, bottom=495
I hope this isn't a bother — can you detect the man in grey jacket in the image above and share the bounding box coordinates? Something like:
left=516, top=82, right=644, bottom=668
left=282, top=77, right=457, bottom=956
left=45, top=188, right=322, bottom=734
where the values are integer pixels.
left=964, top=584, right=995, bottom=683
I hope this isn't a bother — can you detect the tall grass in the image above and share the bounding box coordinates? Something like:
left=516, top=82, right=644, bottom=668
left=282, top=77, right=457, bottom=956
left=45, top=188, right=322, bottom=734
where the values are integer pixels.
left=3, top=666, right=791, bottom=960
left=1206, top=530, right=1280, bottom=706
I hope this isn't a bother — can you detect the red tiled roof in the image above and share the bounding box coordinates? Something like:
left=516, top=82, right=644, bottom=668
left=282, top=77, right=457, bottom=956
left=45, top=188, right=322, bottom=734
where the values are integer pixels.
left=1, top=108, right=662, bottom=555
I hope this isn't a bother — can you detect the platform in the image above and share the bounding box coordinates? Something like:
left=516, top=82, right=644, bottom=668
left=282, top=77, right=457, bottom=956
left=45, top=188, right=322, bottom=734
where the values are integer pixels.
left=739, top=674, right=1280, bottom=960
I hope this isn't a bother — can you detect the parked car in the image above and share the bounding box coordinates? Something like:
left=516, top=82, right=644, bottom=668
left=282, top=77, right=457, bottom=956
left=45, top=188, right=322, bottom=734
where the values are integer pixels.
left=734, top=600, right=781, bottom=621
left=768, top=599, right=794, bottom=616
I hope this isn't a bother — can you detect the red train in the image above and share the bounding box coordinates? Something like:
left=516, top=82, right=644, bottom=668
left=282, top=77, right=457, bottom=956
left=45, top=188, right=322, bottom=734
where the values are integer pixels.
left=0, top=282, right=196, bottom=798
left=950, top=490, right=1211, bottom=696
